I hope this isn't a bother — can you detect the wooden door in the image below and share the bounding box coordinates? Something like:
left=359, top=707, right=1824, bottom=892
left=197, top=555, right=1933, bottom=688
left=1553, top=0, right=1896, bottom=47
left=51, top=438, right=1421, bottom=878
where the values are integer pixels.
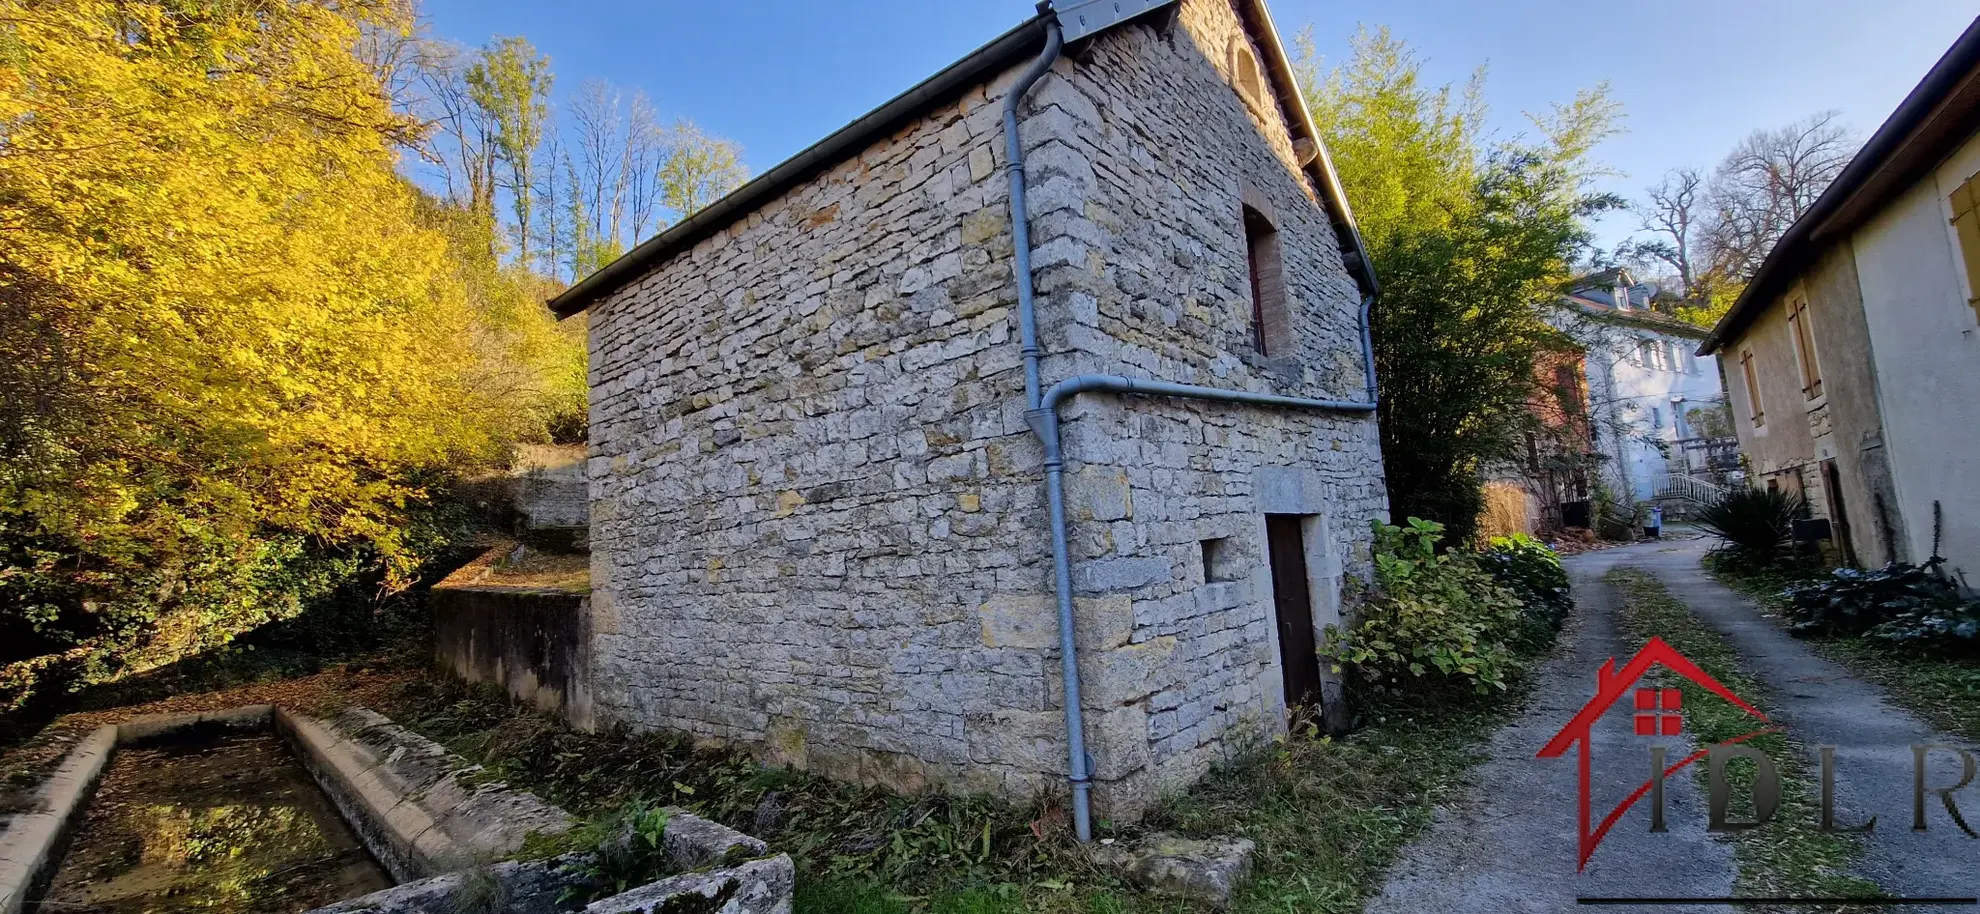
left=1266, top=515, right=1322, bottom=710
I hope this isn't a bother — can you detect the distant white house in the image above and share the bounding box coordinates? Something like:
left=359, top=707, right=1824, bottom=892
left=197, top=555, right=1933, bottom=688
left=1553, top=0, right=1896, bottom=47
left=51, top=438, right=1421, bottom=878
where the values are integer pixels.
left=1552, top=269, right=1736, bottom=506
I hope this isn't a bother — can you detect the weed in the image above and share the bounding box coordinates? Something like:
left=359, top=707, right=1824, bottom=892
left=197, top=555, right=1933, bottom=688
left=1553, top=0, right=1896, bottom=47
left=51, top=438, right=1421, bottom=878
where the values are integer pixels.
left=377, top=666, right=1544, bottom=913
left=449, top=866, right=507, bottom=914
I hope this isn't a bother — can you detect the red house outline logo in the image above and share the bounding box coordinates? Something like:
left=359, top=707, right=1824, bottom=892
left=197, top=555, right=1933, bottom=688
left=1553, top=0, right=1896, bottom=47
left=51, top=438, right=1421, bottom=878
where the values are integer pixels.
left=1536, top=636, right=1777, bottom=871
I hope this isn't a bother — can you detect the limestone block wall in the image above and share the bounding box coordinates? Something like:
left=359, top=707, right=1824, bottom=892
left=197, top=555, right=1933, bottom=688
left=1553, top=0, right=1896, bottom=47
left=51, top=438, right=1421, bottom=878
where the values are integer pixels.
left=584, top=0, right=1385, bottom=816
left=586, top=43, right=1068, bottom=802
left=1020, top=1, right=1387, bottom=809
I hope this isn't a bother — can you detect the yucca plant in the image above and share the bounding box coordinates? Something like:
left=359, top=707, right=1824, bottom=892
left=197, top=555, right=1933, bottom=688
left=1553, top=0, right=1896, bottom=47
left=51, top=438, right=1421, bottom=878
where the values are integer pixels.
left=1695, top=487, right=1804, bottom=563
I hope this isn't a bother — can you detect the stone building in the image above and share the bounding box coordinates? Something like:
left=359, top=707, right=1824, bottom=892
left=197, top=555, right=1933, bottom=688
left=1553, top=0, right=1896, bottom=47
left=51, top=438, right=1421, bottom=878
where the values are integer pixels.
left=547, top=0, right=1387, bottom=821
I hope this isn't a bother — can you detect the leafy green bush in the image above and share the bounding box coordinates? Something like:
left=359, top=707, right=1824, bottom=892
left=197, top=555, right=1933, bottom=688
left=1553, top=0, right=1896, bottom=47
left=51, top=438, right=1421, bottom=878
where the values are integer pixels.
left=559, top=802, right=675, bottom=902
left=1480, top=533, right=1573, bottom=637
left=1327, top=518, right=1526, bottom=695
left=1785, top=558, right=1980, bottom=650
left=1696, top=487, right=1804, bottom=562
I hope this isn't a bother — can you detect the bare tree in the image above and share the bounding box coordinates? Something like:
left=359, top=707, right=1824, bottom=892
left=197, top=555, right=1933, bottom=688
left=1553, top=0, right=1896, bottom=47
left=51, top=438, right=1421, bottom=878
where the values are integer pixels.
left=1701, top=110, right=1857, bottom=280
left=623, top=93, right=663, bottom=244
left=418, top=42, right=500, bottom=234
left=1626, top=168, right=1703, bottom=293
left=1623, top=112, right=1857, bottom=327
left=534, top=133, right=567, bottom=279
left=569, top=79, right=623, bottom=254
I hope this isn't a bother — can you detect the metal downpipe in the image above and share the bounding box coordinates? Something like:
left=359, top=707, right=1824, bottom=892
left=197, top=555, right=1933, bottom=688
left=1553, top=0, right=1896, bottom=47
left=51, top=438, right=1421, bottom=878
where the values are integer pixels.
left=1358, top=292, right=1379, bottom=405
left=1007, top=5, right=1063, bottom=411
left=1034, top=407, right=1094, bottom=842
left=1042, top=374, right=1379, bottom=415
left=1008, top=5, right=1378, bottom=843
left=1003, top=8, right=1091, bottom=840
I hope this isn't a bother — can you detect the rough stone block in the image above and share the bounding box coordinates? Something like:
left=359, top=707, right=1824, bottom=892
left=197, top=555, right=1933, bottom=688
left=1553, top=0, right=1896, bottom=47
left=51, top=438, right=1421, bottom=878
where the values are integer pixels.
left=978, top=593, right=1133, bottom=651
left=661, top=808, right=769, bottom=870
left=1093, top=834, right=1256, bottom=907
left=582, top=855, right=795, bottom=914
left=1073, top=556, right=1172, bottom=594
left=1085, top=704, right=1151, bottom=780
left=1079, top=637, right=1178, bottom=707
left=1070, top=465, right=1133, bottom=521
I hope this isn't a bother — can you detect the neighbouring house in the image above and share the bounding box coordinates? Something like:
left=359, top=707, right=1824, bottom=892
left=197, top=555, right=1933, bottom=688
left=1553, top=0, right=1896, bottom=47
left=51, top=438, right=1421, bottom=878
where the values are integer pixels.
left=1481, top=342, right=1594, bottom=538
left=1698, top=16, right=1980, bottom=573
left=1492, top=270, right=1737, bottom=537
left=542, top=0, right=1387, bottom=824
left=1554, top=270, right=1736, bottom=513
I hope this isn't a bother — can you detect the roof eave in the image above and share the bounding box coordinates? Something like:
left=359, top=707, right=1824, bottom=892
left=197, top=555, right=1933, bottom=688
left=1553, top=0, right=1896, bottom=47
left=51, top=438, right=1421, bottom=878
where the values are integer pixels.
left=549, top=0, right=1380, bottom=316
left=1699, top=15, right=1980, bottom=355
left=548, top=16, right=1051, bottom=317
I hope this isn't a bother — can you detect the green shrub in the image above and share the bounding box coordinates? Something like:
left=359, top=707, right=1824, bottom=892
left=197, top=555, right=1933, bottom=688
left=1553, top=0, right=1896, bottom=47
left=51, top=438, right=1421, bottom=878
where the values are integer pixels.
left=1785, top=557, right=1980, bottom=651
left=1479, top=533, right=1573, bottom=637
left=563, top=802, right=674, bottom=901
left=1696, top=487, right=1804, bottom=562
left=1327, top=518, right=1526, bottom=695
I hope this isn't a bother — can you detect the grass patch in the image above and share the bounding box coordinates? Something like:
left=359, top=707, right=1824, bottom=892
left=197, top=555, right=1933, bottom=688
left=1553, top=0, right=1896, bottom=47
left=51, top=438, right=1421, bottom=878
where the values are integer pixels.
left=1703, top=552, right=1980, bottom=746
left=375, top=670, right=1536, bottom=913
left=1606, top=567, right=1880, bottom=906
left=1148, top=698, right=1527, bottom=912
left=1700, top=552, right=1826, bottom=615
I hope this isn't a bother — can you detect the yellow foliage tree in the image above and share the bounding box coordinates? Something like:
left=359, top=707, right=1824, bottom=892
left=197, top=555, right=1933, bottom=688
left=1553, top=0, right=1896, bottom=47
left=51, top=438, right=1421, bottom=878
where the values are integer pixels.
left=0, top=0, right=570, bottom=697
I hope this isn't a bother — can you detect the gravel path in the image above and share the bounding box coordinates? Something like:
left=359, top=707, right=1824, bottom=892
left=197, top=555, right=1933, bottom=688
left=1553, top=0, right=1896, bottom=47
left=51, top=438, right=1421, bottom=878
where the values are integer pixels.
left=1365, top=542, right=1734, bottom=912
left=1631, top=538, right=1979, bottom=909
left=1366, top=537, right=1980, bottom=911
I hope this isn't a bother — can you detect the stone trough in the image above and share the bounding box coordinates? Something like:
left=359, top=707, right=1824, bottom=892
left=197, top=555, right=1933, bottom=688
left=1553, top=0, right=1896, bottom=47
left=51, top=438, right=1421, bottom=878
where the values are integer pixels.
left=0, top=704, right=792, bottom=914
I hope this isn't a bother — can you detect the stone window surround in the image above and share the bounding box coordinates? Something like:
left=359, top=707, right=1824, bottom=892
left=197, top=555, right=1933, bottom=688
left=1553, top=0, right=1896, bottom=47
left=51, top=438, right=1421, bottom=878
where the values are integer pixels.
left=1226, top=36, right=1269, bottom=114
left=1238, top=183, right=1293, bottom=357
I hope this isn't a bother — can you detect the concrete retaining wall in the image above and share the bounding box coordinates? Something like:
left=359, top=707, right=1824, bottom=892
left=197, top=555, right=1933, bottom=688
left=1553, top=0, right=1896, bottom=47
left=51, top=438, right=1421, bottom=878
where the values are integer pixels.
left=431, top=585, right=593, bottom=725
left=0, top=725, right=113, bottom=914
left=276, top=707, right=573, bottom=882
left=0, top=705, right=277, bottom=914
left=3, top=705, right=792, bottom=914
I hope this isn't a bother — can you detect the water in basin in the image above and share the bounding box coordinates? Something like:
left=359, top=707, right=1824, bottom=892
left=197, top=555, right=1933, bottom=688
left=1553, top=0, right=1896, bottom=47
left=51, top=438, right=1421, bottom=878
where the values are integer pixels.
left=39, top=729, right=390, bottom=913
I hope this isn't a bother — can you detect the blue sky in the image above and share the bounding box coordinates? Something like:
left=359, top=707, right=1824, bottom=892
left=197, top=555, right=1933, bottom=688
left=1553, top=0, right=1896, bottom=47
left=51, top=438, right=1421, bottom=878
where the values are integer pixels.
left=420, top=0, right=1978, bottom=252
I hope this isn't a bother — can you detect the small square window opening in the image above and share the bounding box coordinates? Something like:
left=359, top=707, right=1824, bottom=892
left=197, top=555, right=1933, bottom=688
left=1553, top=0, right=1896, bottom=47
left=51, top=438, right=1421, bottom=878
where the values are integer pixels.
left=1201, top=537, right=1241, bottom=584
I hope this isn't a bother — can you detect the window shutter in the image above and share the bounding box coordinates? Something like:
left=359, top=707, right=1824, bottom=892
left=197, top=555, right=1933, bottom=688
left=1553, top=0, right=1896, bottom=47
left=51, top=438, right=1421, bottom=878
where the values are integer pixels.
left=1951, top=174, right=1980, bottom=323
left=1741, top=349, right=1764, bottom=428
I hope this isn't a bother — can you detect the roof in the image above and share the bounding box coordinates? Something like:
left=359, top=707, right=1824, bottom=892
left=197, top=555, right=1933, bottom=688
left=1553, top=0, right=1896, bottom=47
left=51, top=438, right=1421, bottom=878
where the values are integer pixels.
left=1569, top=266, right=1630, bottom=291
left=1556, top=268, right=1708, bottom=338
left=549, top=0, right=1375, bottom=317
left=1558, top=296, right=1709, bottom=340
left=1699, top=15, right=1980, bottom=355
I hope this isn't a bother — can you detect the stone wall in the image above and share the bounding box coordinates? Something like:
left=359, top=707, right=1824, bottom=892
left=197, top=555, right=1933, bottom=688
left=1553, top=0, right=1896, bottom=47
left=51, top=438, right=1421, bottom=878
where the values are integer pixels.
left=431, top=546, right=594, bottom=727
left=585, top=0, right=1385, bottom=816
left=510, top=444, right=589, bottom=534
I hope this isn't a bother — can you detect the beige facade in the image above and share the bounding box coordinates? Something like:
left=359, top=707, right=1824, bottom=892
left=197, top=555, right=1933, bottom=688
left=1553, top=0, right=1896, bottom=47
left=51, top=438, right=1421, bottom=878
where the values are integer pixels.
left=1702, top=17, right=1980, bottom=571
left=1716, top=243, right=1904, bottom=564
